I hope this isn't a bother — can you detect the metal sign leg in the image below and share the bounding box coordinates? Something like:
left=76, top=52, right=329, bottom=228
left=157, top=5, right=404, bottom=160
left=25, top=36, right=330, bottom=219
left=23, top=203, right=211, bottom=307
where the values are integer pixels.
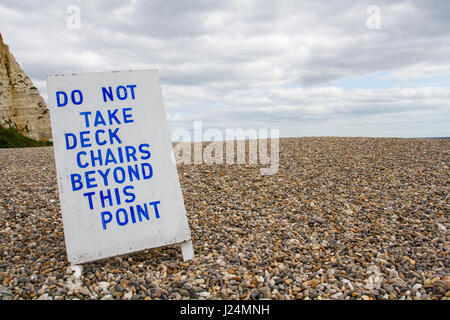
left=181, top=240, right=194, bottom=262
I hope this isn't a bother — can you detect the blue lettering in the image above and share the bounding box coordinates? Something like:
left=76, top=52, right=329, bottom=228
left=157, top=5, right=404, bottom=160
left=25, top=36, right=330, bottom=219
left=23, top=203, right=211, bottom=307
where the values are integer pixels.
left=127, top=164, right=140, bottom=182
left=71, top=90, right=83, bottom=105
left=104, top=148, right=117, bottom=166
left=94, top=111, right=107, bottom=127
left=65, top=133, right=77, bottom=150
left=85, top=170, right=97, bottom=188
left=116, top=208, right=128, bottom=226
left=137, top=203, right=149, bottom=222
left=101, top=211, right=113, bottom=230
left=126, top=85, right=136, bottom=99
left=141, top=163, right=153, bottom=180
left=129, top=206, right=136, bottom=224
left=80, top=111, right=91, bottom=128
left=150, top=201, right=161, bottom=219
left=108, top=128, right=122, bottom=144
left=107, top=109, right=121, bottom=125
left=125, top=145, right=137, bottom=162
left=122, top=108, right=134, bottom=123
left=116, top=86, right=127, bottom=100
left=115, top=187, right=121, bottom=205
left=123, top=185, right=135, bottom=203
left=80, top=131, right=91, bottom=148
left=56, top=91, right=68, bottom=107
left=76, top=151, right=88, bottom=168
left=113, top=167, right=126, bottom=184
left=83, top=191, right=95, bottom=210
left=98, top=168, right=111, bottom=186
left=70, top=173, right=83, bottom=191
left=117, top=146, right=124, bottom=163
left=99, top=189, right=112, bottom=208
left=95, top=129, right=107, bottom=146
left=139, top=143, right=151, bottom=160
left=90, top=149, right=103, bottom=167
left=102, top=86, right=114, bottom=102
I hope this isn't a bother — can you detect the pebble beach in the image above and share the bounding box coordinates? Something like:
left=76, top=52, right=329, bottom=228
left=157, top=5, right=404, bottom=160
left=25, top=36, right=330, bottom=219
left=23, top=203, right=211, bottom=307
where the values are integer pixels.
left=0, top=137, right=449, bottom=300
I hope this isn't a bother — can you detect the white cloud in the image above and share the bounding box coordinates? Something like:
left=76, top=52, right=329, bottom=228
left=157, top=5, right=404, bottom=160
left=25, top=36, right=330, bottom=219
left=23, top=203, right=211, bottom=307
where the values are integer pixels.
left=0, top=0, right=449, bottom=137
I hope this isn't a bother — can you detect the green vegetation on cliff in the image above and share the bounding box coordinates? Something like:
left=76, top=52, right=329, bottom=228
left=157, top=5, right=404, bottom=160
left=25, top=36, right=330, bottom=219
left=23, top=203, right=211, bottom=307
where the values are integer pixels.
left=0, top=126, right=52, bottom=148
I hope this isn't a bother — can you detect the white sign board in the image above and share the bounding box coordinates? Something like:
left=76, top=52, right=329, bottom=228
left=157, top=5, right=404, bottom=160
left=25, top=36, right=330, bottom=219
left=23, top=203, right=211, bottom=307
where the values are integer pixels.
left=46, top=70, right=193, bottom=264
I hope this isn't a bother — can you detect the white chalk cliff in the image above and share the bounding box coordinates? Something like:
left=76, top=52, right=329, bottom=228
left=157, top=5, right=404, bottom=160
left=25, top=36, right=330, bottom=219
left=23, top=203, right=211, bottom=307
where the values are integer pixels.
left=0, top=32, right=51, bottom=141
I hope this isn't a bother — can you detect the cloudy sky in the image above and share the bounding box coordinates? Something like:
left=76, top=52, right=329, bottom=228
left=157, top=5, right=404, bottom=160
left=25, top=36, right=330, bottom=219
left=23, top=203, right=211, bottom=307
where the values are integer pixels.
left=1, top=0, right=449, bottom=138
